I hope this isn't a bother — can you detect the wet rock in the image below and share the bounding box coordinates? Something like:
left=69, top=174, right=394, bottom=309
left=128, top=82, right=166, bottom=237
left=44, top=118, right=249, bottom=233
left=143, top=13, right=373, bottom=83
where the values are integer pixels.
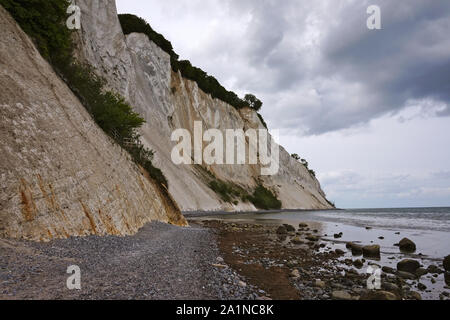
left=283, top=224, right=296, bottom=233
left=335, top=249, right=345, bottom=255
left=427, top=265, right=444, bottom=274
left=363, top=245, right=381, bottom=259
left=417, top=283, right=427, bottom=291
left=344, top=259, right=353, bottom=266
left=399, top=238, right=416, bottom=252
left=445, top=272, right=450, bottom=286
left=291, top=237, right=303, bottom=245
left=382, top=282, right=401, bottom=296
left=444, top=255, right=450, bottom=272
left=291, top=269, right=300, bottom=278
left=314, top=280, right=326, bottom=289
left=332, top=290, right=353, bottom=300
left=397, top=259, right=420, bottom=274
left=306, top=235, right=319, bottom=242
left=382, top=266, right=396, bottom=274
left=353, top=259, right=364, bottom=269
left=397, top=271, right=416, bottom=280
left=298, top=223, right=308, bottom=228
left=360, top=290, right=399, bottom=300
left=365, top=227, right=372, bottom=230
left=334, top=233, right=343, bottom=239
left=378, top=236, right=384, bottom=240
left=276, top=226, right=287, bottom=235
left=409, top=291, right=422, bottom=300
left=415, top=268, right=428, bottom=277
left=350, top=244, right=363, bottom=256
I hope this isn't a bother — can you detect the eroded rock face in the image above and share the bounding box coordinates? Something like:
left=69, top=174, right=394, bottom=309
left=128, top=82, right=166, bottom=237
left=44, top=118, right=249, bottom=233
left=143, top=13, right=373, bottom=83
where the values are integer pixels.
left=0, top=6, right=186, bottom=241
left=73, top=0, right=334, bottom=211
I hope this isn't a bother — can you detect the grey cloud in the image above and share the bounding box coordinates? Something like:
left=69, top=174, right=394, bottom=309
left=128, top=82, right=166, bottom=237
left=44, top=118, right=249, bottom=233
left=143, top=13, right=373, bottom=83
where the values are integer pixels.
left=225, top=0, right=450, bottom=134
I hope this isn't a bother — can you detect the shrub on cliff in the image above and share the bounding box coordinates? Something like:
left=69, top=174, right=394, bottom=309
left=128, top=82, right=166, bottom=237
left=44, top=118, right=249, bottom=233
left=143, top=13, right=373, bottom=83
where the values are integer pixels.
left=0, top=0, right=72, bottom=62
left=249, top=185, right=282, bottom=210
left=118, top=13, right=262, bottom=113
left=244, top=94, right=263, bottom=112
left=2, top=0, right=168, bottom=188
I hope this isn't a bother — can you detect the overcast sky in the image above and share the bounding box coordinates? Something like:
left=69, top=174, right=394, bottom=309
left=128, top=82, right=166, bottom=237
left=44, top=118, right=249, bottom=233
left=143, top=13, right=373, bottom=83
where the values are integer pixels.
left=116, top=0, right=450, bottom=209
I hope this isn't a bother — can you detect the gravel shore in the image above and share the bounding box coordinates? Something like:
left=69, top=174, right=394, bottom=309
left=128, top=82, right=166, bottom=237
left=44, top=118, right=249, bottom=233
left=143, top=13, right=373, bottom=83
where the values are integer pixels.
left=0, top=222, right=260, bottom=300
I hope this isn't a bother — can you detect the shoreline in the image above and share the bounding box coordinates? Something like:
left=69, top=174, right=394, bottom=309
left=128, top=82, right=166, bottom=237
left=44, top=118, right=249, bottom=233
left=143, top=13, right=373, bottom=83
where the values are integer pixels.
left=196, top=218, right=450, bottom=300
left=1, top=217, right=448, bottom=300
left=183, top=208, right=341, bottom=218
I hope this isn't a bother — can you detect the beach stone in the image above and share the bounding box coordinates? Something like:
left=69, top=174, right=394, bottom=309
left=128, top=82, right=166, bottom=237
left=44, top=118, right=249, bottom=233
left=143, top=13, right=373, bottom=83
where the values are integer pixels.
left=417, top=283, right=427, bottom=291
left=291, top=237, right=303, bottom=245
left=409, top=291, right=422, bottom=300
left=382, top=266, right=396, bottom=274
left=445, top=272, right=450, bottom=286
left=306, top=235, right=319, bottom=242
left=444, top=255, right=450, bottom=272
left=353, top=259, right=363, bottom=269
left=335, top=249, right=345, bottom=255
left=334, top=233, right=343, bottom=239
left=382, top=282, right=401, bottom=296
left=291, top=269, right=300, bottom=278
left=415, top=268, right=428, bottom=277
left=298, top=223, right=308, bottom=228
left=283, top=224, right=296, bottom=232
left=351, top=244, right=363, bottom=255
left=363, top=245, right=381, bottom=259
left=397, top=271, right=416, bottom=280
left=397, top=259, right=420, bottom=274
left=427, top=265, right=444, bottom=274
left=314, top=280, right=326, bottom=289
left=360, top=290, right=399, bottom=301
left=399, top=238, right=416, bottom=252
left=332, top=290, right=353, bottom=300
left=238, top=281, right=247, bottom=287
left=276, top=226, right=287, bottom=235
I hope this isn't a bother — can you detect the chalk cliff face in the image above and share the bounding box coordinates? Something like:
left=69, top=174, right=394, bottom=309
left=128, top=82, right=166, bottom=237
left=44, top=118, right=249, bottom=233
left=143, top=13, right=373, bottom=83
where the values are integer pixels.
left=0, top=6, right=186, bottom=241
left=74, top=0, right=332, bottom=211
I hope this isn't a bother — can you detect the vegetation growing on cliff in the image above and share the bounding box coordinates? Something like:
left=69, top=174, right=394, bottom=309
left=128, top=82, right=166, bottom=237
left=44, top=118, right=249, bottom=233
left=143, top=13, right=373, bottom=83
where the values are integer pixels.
left=291, top=154, right=316, bottom=178
left=1, top=0, right=168, bottom=188
left=118, top=14, right=266, bottom=116
left=202, top=168, right=282, bottom=209
left=248, top=185, right=282, bottom=210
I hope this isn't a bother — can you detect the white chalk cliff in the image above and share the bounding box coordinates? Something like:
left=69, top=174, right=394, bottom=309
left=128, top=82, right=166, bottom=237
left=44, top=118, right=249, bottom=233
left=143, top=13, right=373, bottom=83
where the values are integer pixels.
left=0, top=5, right=186, bottom=241
left=73, top=0, right=333, bottom=211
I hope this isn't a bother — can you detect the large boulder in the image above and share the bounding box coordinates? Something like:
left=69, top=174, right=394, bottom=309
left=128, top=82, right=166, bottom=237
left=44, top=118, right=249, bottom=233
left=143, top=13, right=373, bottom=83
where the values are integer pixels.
left=443, top=255, right=450, bottom=272
left=332, top=290, right=353, bottom=300
left=276, top=226, right=288, bottom=235
left=397, top=271, right=416, bottom=280
left=350, top=243, right=363, bottom=256
left=360, top=290, right=399, bottom=301
left=363, top=245, right=381, bottom=259
left=283, top=224, right=296, bottom=232
left=399, top=238, right=416, bottom=252
left=397, top=259, right=421, bottom=274
left=427, top=264, right=444, bottom=274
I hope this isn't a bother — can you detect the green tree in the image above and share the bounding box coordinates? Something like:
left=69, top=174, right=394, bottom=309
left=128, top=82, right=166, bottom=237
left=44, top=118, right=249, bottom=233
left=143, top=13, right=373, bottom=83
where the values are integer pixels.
left=244, top=94, right=263, bottom=111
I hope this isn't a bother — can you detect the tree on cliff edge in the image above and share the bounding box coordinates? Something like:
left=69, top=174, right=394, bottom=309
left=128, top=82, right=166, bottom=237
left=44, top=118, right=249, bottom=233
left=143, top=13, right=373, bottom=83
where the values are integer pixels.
left=244, top=94, right=263, bottom=112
